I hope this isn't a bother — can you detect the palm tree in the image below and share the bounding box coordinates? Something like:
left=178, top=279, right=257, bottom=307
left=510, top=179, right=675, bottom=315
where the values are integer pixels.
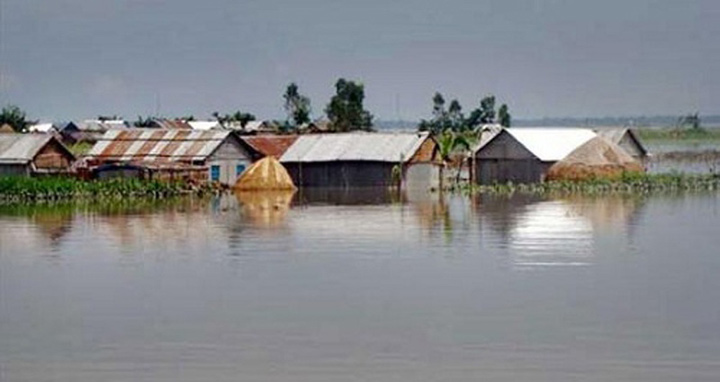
left=434, top=130, right=479, bottom=188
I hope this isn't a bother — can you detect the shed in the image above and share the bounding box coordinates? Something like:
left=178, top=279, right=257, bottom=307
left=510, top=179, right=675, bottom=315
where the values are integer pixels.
left=474, top=128, right=597, bottom=184
left=0, top=134, right=76, bottom=176
left=280, top=132, right=440, bottom=189
left=546, top=136, right=645, bottom=181
left=86, top=129, right=254, bottom=185
left=595, top=128, right=648, bottom=159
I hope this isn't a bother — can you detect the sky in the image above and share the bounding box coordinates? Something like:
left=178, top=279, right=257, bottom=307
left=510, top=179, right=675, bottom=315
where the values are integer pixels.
left=0, top=0, right=718, bottom=122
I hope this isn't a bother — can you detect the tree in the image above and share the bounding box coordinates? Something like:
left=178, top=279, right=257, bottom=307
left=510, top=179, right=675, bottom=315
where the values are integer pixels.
left=419, top=92, right=454, bottom=134
left=97, top=115, right=121, bottom=121
left=465, top=95, right=511, bottom=129
left=283, top=83, right=311, bottom=128
left=434, top=129, right=477, bottom=187
left=498, top=104, right=511, bottom=127
left=0, top=105, right=35, bottom=132
left=212, top=111, right=256, bottom=128
left=678, top=113, right=701, bottom=130
left=478, top=95, right=496, bottom=124
left=325, top=78, right=373, bottom=132
left=134, top=115, right=155, bottom=127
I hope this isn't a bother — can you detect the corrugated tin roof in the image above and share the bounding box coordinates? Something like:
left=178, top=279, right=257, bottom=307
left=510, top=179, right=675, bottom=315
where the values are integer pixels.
left=596, top=128, right=648, bottom=157
left=504, top=128, right=597, bottom=162
left=188, top=121, right=222, bottom=131
left=596, top=128, right=629, bottom=143
left=152, top=119, right=193, bottom=129
left=280, top=132, right=430, bottom=163
left=87, top=129, right=233, bottom=163
left=77, top=120, right=128, bottom=132
left=0, top=134, right=54, bottom=164
left=241, top=135, right=298, bottom=158
left=474, top=124, right=504, bottom=151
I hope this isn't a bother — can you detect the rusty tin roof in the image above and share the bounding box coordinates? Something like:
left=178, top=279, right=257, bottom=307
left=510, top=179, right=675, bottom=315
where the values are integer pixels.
left=87, top=129, right=233, bottom=163
left=240, top=135, right=298, bottom=158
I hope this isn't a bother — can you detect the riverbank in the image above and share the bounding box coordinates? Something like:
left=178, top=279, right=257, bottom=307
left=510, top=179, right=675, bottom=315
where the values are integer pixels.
left=456, top=173, right=720, bottom=196
left=0, top=176, right=218, bottom=203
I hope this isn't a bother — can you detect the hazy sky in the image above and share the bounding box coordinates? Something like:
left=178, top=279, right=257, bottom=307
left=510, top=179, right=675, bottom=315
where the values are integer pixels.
left=1, top=0, right=718, bottom=122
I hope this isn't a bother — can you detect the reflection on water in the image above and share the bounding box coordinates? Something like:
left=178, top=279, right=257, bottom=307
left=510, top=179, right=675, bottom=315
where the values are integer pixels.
left=235, top=190, right=296, bottom=228
left=477, top=194, right=644, bottom=269
left=2, top=191, right=720, bottom=381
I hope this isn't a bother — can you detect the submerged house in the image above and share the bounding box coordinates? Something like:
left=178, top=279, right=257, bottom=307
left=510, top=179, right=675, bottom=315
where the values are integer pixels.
left=86, top=129, right=253, bottom=185
left=0, top=134, right=76, bottom=176
left=474, top=128, right=597, bottom=184
left=280, top=132, right=440, bottom=189
left=595, top=128, right=648, bottom=160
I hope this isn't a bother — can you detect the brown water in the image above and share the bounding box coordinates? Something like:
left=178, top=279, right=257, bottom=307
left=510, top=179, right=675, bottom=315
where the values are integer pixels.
left=2, top=190, right=720, bottom=381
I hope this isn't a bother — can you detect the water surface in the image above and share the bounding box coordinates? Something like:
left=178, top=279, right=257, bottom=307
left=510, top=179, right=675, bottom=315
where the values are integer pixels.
left=2, top=190, right=720, bottom=381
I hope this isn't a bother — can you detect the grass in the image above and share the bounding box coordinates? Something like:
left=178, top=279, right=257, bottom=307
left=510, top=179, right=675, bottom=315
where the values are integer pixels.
left=68, top=142, right=94, bottom=156
left=453, top=172, right=720, bottom=196
left=636, top=127, right=720, bottom=141
left=0, top=176, right=215, bottom=203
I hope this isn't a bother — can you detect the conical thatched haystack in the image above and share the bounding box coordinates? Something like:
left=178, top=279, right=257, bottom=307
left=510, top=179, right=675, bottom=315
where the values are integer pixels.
left=233, top=156, right=296, bottom=190
left=546, top=136, right=644, bottom=181
left=0, top=124, right=15, bottom=133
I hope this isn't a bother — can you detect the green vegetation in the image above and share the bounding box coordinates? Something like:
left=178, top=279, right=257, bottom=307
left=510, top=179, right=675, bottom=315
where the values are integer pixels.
left=0, top=177, right=212, bottom=203
left=68, top=142, right=93, bottom=156
left=212, top=110, right=256, bottom=128
left=0, top=104, right=36, bottom=132
left=284, top=82, right=312, bottom=130
left=636, top=113, right=720, bottom=141
left=636, top=127, right=720, bottom=141
left=452, top=173, right=720, bottom=196
left=419, top=93, right=511, bottom=134
left=325, top=78, right=374, bottom=132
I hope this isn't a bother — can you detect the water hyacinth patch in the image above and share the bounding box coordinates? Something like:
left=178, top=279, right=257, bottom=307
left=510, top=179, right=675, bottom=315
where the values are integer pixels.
left=0, top=176, right=212, bottom=203
left=452, top=173, right=720, bottom=196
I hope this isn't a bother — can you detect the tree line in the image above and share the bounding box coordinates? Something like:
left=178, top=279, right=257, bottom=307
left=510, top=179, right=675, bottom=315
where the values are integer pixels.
left=1, top=79, right=511, bottom=137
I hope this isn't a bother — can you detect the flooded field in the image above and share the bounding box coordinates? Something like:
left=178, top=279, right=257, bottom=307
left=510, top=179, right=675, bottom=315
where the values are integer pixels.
left=2, top=189, right=720, bottom=382
left=646, top=141, right=720, bottom=174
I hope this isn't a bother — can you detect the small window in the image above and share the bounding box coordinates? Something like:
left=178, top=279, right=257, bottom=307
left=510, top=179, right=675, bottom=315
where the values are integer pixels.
left=210, top=165, right=220, bottom=181
left=236, top=164, right=246, bottom=177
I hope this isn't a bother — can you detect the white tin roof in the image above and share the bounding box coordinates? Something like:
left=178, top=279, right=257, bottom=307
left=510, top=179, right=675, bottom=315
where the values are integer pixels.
left=27, top=123, right=56, bottom=133
left=280, top=132, right=430, bottom=163
left=188, top=121, right=222, bottom=131
left=505, top=128, right=597, bottom=162
left=0, top=134, right=55, bottom=164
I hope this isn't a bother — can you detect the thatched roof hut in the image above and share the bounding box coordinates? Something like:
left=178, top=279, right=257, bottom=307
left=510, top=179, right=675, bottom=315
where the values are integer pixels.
left=233, top=156, right=296, bottom=190
left=546, top=136, right=644, bottom=181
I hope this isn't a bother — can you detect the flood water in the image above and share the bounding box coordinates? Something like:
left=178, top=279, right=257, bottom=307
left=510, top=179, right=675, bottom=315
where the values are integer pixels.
left=2, top=189, right=720, bottom=382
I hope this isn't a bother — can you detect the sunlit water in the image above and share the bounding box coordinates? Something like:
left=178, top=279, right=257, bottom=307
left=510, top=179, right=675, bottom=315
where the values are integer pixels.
left=1, top=190, right=720, bottom=382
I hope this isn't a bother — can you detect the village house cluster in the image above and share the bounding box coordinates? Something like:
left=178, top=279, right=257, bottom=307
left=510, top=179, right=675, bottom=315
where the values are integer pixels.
left=0, top=118, right=648, bottom=188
